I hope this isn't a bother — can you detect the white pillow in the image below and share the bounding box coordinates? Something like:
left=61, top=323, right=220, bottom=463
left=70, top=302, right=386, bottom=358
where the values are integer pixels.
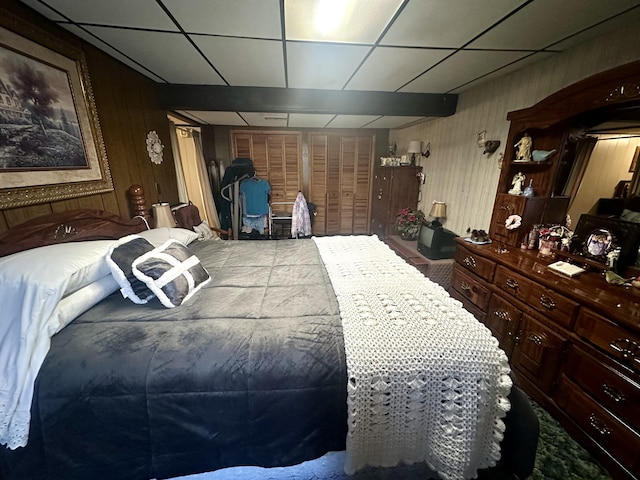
left=138, top=227, right=199, bottom=246
left=131, top=239, right=211, bottom=308
left=193, top=220, right=214, bottom=241
left=47, top=275, right=119, bottom=336
left=105, top=235, right=156, bottom=304
left=0, top=240, right=115, bottom=298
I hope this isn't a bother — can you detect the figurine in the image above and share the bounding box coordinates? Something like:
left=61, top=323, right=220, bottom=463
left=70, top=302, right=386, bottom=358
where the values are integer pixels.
left=531, top=149, right=557, bottom=162
left=522, top=179, right=534, bottom=197
left=514, top=132, right=532, bottom=161
left=508, top=171, right=526, bottom=195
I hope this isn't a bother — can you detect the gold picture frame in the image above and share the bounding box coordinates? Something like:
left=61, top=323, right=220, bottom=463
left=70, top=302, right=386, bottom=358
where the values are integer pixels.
left=0, top=12, right=112, bottom=209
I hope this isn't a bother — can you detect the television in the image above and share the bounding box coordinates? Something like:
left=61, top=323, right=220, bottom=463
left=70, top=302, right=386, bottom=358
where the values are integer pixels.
left=417, top=221, right=458, bottom=260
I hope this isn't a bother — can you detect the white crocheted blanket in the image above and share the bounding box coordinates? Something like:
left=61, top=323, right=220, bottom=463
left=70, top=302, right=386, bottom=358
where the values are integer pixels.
left=313, top=235, right=512, bottom=480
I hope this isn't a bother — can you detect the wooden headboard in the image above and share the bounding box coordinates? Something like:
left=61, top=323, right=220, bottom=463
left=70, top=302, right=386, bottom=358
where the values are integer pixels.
left=0, top=209, right=147, bottom=257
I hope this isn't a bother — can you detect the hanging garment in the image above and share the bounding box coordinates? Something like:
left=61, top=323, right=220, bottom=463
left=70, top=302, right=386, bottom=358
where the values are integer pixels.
left=218, top=158, right=256, bottom=230
left=240, top=177, right=271, bottom=215
left=291, top=191, right=312, bottom=238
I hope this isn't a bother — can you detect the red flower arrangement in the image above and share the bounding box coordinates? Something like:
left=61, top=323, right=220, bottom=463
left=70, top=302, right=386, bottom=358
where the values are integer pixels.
left=395, top=208, right=425, bottom=239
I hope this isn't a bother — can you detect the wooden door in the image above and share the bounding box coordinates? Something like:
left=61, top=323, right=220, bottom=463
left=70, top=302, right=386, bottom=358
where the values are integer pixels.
left=309, top=133, right=373, bottom=235
left=231, top=131, right=302, bottom=204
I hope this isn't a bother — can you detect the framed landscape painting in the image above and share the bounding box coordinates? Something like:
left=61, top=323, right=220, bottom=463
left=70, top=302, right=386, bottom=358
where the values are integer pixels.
left=0, top=13, right=112, bottom=209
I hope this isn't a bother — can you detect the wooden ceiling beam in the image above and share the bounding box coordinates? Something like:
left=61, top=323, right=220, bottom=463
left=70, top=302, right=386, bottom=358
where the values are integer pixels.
left=156, top=85, right=458, bottom=117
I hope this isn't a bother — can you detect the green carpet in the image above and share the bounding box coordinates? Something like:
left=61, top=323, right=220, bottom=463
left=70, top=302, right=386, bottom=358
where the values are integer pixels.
left=529, top=401, right=612, bottom=480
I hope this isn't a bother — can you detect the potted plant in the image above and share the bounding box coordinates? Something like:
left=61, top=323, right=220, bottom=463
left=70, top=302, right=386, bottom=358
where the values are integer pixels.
left=395, top=208, right=425, bottom=240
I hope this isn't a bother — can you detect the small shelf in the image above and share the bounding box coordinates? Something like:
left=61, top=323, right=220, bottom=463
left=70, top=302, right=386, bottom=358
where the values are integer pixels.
left=510, top=160, right=550, bottom=166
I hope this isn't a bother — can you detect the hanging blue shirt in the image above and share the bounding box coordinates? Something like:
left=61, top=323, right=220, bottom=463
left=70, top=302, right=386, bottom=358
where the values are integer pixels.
left=240, top=177, right=271, bottom=215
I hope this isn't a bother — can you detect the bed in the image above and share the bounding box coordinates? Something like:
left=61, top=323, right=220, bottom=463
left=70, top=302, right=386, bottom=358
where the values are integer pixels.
left=0, top=209, right=537, bottom=480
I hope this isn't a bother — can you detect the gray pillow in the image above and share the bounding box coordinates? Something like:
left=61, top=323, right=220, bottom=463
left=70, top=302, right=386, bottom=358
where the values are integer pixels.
left=131, top=239, right=210, bottom=308
left=106, top=235, right=156, bottom=304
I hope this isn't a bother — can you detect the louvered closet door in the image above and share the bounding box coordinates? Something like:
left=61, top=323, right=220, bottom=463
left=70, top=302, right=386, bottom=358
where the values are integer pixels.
left=309, top=133, right=373, bottom=235
left=231, top=131, right=302, bottom=204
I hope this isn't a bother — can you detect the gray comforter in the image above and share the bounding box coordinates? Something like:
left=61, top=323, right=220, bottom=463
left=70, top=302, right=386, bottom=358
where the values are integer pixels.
left=0, top=239, right=347, bottom=480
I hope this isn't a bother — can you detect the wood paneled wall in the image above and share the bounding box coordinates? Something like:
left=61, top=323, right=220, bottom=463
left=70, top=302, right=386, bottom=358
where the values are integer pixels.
left=0, top=0, right=178, bottom=234
left=390, top=25, right=640, bottom=237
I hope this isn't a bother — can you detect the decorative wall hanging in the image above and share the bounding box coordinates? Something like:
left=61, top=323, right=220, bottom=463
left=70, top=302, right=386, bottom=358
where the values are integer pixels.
left=0, top=13, right=112, bottom=209
left=146, top=131, right=164, bottom=165
left=476, top=130, right=500, bottom=154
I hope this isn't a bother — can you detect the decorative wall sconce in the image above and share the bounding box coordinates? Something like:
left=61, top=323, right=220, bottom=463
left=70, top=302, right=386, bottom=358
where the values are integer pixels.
left=477, top=130, right=501, bottom=155
left=422, top=142, right=431, bottom=158
left=146, top=131, right=164, bottom=164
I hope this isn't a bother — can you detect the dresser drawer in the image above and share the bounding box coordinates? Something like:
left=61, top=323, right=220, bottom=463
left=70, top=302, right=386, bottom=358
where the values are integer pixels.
left=450, top=288, right=486, bottom=324
left=527, top=282, right=578, bottom=329
left=487, top=294, right=523, bottom=357
left=575, top=309, right=640, bottom=373
left=563, top=345, right=640, bottom=432
left=452, top=265, right=491, bottom=311
left=513, top=314, right=568, bottom=393
left=557, top=377, right=640, bottom=474
left=494, top=265, right=532, bottom=304
left=454, top=245, right=496, bottom=282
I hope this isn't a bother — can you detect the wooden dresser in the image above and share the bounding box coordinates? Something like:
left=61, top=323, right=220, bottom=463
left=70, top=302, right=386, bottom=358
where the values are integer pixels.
left=370, top=165, right=422, bottom=238
left=451, top=239, right=640, bottom=480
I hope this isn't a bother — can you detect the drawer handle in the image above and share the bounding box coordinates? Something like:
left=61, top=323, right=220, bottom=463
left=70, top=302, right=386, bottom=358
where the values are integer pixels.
left=499, top=204, right=511, bottom=212
left=505, top=278, right=519, bottom=289
left=539, top=295, right=556, bottom=310
left=527, top=333, right=545, bottom=347
left=609, top=338, right=639, bottom=360
left=588, top=414, right=612, bottom=437
left=494, top=310, right=512, bottom=323
left=602, top=383, right=626, bottom=404
left=460, top=281, right=473, bottom=293
left=462, top=256, right=476, bottom=268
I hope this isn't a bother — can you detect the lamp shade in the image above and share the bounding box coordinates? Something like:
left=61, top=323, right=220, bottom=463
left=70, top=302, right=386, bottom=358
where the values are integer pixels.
left=407, top=140, right=422, bottom=154
left=152, top=202, right=176, bottom=228
left=429, top=201, right=447, bottom=219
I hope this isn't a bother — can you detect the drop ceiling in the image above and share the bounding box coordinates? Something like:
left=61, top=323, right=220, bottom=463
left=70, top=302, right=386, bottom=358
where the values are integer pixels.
left=20, top=0, right=640, bottom=129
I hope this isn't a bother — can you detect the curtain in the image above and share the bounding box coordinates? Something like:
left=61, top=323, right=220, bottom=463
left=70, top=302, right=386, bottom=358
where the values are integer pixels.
left=169, top=124, right=222, bottom=235
left=169, top=121, right=189, bottom=203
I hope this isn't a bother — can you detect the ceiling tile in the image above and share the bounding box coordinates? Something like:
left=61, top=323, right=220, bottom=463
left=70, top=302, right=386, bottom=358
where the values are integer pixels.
left=450, top=52, right=556, bottom=93
left=288, top=113, right=336, bottom=128
left=285, top=0, right=403, bottom=44
left=164, top=0, right=282, bottom=39
left=240, top=112, right=288, bottom=127
left=381, top=0, right=521, bottom=48
left=287, top=42, right=371, bottom=89
left=177, top=111, right=248, bottom=126
left=83, top=26, right=225, bottom=84
left=401, top=50, right=529, bottom=93
left=35, top=0, right=177, bottom=30
left=346, top=46, right=453, bottom=91
left=469, top=0, right=640, bottom=50
left=327, top=115, right=382, bottom=128
left=551, top=8, right=640, bottom=51
left=192, top=36, right=285, bottom=87
left=62, top=25, right=166, bottom=82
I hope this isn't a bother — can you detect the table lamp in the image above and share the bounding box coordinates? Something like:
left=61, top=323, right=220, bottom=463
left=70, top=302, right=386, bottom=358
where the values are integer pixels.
left=407, top=141, right=422, bottom=166
left=152, top=202, right=176, bottom=228
left=429, top=201, right=447, bottom=227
